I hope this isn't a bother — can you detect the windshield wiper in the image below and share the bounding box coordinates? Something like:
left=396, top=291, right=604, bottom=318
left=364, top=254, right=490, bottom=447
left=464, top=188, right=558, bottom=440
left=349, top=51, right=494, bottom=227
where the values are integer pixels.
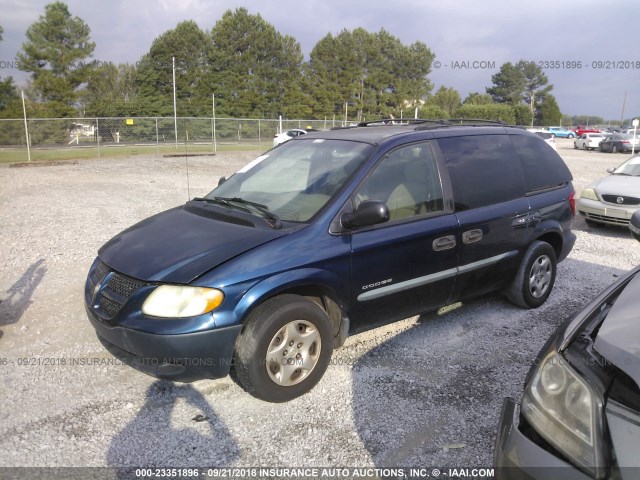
left=215, top=197, right=282, bottom=229
left=191, top=196, right=252, bottom=213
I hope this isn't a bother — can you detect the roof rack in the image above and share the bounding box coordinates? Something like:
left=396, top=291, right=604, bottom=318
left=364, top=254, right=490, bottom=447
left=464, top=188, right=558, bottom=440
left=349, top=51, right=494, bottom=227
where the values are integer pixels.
left=331, top=118, right=525, bottom=131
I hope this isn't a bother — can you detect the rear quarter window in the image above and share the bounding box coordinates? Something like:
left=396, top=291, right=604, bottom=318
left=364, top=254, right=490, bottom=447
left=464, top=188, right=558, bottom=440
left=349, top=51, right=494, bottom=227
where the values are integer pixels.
left=510, top=134, right=572, bottom=193
left=437, top=135, right=526, bottom=211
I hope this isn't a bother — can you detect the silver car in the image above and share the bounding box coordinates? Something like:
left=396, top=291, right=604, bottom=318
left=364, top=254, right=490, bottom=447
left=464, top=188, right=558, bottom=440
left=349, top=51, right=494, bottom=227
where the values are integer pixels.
left=578, top=155, right=640, bottom=226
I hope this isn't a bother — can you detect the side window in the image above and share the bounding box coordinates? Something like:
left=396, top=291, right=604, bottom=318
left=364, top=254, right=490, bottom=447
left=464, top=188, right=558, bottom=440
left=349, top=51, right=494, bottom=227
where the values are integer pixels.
left=355, top=142, right=444, bottom=221
left=510, top=134, right=572, bottom=193
left=437, top=135, right=525, bottom=211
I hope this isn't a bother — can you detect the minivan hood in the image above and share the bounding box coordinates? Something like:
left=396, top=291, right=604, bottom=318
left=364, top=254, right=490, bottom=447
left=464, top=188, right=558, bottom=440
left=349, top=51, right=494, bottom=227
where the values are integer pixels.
left=594, top=272, right=640, bottom=387
left=98, top=203, right=287, bottom=283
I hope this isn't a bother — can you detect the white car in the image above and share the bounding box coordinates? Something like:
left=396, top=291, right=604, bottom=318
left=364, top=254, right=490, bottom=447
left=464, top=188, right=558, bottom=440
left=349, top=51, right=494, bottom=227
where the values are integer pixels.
left=574, top=132, right=605, bottom=150
left=527, top=129, right=556, bottom=150
left=273, top=129, right=309, bottom=147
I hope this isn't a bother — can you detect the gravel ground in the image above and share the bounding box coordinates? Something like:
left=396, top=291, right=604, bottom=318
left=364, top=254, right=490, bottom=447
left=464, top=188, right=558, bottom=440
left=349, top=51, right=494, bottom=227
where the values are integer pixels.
left=1, top=138, right=640, bottom=474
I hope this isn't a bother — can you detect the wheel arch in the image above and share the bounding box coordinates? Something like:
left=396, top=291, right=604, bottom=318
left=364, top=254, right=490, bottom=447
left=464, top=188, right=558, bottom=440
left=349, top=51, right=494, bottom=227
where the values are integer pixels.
left=233, top=269, right=348, bottom=344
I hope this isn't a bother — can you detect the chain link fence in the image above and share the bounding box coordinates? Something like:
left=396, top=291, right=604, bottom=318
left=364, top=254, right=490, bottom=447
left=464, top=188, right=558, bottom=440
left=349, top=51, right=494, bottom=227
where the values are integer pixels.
left=0, top=116, right=345, bottom=162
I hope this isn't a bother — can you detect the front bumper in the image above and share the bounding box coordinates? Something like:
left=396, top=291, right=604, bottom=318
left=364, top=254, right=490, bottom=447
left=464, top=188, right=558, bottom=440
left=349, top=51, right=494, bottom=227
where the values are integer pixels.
left=86, top=304, right=242, bottom=382
left=494, top=398, right=591, bottom=480
left=578, top=198, right=637, bottom=226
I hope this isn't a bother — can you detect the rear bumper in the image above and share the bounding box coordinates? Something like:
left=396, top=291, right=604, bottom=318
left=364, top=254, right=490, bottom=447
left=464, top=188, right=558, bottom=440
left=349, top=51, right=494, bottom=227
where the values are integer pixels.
left=494, top=398, right=591, bottom=480
left=559, top=230, right=577, bottom=262
left=86, top=304, right=242, bottom=382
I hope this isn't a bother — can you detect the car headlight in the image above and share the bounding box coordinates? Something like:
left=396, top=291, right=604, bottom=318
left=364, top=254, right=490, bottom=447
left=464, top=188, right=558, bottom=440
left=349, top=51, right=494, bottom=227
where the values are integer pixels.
left=521, top=351, right=603, bottom=474
left=142, top=286, right=224, bottom=318
left=580, top=188, right=599, bottom=201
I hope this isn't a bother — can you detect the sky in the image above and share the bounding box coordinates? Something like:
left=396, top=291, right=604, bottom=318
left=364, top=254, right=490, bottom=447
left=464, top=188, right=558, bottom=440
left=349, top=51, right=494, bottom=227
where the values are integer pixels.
left=1, top=0, right=639, bottom=123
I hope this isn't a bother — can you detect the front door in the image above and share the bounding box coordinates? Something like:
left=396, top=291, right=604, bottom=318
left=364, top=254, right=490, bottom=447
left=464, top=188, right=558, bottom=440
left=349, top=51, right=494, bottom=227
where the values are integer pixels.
left=347, top=142, right=459, bottom=330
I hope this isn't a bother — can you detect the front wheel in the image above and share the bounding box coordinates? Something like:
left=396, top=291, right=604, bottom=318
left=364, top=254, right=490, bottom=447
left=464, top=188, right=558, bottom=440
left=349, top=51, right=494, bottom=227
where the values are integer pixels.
left=505, top=241, right=557, bottom=309
left=233, top=294, right=333, bottom=402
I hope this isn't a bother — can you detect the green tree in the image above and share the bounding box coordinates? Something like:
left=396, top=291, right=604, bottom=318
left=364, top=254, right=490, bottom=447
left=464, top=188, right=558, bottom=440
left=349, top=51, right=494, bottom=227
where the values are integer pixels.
left=83, top=62, right=141, bottom=117
left=136, top=21, right=210, bottom=116
left=307, top=28, right=434, bottom=120
left=429, top=86, right=461, bottom=116
left=536, top=94, right=562, bottom=126
left=486, top=62, right=526, bottom=105
left=513, top=104, right=533, bottom=126
left=416, top=104, right=447, bottom=119
left=463, top=92, right=494, bottom=105
left=209, top=8, right=307, bottom=118
left=16, top=1, right=95, bottom=117
left=453, top=104, right=516, bottom=123
left=487, top=60, right=552, bottom=122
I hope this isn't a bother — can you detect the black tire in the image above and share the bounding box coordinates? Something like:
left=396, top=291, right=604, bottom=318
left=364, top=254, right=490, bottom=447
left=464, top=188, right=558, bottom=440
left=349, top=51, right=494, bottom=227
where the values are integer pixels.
left=573, top=142, right=578, bottom=149
left=233, top=294, right=333, bottom=403
left=568, top=133, right=575, bottom=138
left=505, top=241, right=557, bottom=309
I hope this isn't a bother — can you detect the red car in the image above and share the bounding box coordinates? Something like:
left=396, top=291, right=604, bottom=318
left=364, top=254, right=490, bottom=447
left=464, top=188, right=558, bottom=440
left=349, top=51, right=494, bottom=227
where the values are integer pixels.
left=573, top=126, right=602, bottom=136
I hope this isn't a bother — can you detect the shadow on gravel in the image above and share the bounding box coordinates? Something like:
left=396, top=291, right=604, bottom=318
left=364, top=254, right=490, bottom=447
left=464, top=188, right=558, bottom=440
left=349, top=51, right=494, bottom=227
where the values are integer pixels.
left=0, top=258, right=46, bottom=328
left=107, top=380, right=238, bottom=474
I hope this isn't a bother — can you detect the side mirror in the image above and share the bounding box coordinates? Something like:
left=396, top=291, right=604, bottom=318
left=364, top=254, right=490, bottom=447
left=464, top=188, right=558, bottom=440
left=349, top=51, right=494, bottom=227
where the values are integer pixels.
left=607, top=167, right=615, bottom=174
left=630, top=210, right=640, bottom=242
left=218, top=176, right=227, bottom=186
left=341, top=200, right=390, bottom=229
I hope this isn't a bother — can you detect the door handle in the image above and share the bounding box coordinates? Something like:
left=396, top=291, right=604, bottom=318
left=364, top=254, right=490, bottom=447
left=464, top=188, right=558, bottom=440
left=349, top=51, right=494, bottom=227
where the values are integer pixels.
left=462, top=229, right=483, bottom=244
left=433, top=235, right=456, bottom=251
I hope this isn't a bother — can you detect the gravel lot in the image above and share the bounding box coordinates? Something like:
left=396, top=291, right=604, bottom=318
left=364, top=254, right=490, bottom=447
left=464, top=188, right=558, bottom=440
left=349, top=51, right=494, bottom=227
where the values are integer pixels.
left=1, top=138, right=640, bottom=474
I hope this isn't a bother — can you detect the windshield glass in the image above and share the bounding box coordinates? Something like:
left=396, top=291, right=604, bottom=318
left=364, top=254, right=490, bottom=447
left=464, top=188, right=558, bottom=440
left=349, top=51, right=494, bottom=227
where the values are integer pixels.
left=614, top=156, right=640, bottom=176
left=206, top=139, right=373, bottom=222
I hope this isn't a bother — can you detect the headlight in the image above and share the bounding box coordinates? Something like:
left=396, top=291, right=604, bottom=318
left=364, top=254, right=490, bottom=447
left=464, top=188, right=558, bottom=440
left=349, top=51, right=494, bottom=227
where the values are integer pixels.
left=521, top=351, right=603, bottom=474
left=142, top=286, right=224, bottom=318
left=580, top=188, right=599, bottom=201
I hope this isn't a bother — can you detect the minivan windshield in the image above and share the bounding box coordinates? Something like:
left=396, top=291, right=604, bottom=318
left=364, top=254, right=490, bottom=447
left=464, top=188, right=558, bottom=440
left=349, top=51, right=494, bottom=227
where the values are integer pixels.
left=206, top=139, right=373, bottom=223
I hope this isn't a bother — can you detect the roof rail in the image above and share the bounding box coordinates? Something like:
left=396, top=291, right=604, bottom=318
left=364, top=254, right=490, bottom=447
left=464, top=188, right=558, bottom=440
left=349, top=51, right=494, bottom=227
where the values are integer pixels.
left=331, top=118, right=524, bottom=131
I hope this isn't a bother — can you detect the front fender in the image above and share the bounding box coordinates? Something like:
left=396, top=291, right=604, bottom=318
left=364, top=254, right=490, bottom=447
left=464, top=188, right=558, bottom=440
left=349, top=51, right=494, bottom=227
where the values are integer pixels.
left=232, top=267, right=349, bottom=328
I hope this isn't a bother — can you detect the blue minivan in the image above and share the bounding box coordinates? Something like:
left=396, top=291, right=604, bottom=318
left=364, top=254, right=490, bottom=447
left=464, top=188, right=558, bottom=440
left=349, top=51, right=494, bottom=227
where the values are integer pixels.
left=85, top=120, right=576, bottom=402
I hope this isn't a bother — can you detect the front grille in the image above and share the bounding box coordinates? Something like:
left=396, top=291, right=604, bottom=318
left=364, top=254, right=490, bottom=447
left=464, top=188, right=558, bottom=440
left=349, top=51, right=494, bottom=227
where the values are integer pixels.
left=108, top=273, right=146, bottom=298
left=584, top=212, right=629, bottom=225
left=89, top=260, right=148, bottom=319
left=99, top=295, right=122, bottom=318
left=601, top=194, right=640, bottom=206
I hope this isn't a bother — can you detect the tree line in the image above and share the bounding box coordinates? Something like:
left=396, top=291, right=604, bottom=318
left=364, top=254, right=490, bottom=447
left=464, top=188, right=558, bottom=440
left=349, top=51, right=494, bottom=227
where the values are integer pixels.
left=1, top=2, right=572, bottom=125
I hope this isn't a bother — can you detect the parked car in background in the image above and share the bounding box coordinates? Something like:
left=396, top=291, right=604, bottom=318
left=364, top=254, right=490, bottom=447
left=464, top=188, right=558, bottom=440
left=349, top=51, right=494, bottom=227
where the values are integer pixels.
left=548, top=126, right=576, bottom=138
left=273, top=128, right=310, bottom=146
left=495, top=212, right=640, bottom=479
left=527, top=129, right=556, bottom=150
left=573, top=126, right=602, bottom=137
left=599, top=134, right=640, bottom=153
left=578, top=154, right=640, bottom=226
left=574, top=132, right=605, bottom=150
left=85, top=120, right=576, bottom=402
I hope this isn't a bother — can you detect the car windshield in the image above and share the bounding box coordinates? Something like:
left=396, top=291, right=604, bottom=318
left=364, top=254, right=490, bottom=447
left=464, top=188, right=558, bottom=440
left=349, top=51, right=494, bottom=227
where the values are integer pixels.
left=205, top=139, right=373, bottom=222
left=613, top=156, right=640, bottom=176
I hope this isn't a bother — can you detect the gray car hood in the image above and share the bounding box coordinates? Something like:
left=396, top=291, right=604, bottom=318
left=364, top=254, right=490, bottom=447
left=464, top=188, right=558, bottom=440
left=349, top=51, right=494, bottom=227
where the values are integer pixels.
left=594, top=272, right=640, bottom=387
left=591, top=174, right=640, bottom=197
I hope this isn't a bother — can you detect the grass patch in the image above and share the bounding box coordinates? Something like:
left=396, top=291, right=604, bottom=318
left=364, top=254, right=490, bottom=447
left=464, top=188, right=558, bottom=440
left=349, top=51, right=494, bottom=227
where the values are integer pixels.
left=0, top=142, right=272, bottom=164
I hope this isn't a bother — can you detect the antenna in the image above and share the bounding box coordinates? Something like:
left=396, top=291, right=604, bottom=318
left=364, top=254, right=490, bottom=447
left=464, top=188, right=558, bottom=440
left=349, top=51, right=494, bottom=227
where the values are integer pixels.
left=184, top=135, right=191, bottom=200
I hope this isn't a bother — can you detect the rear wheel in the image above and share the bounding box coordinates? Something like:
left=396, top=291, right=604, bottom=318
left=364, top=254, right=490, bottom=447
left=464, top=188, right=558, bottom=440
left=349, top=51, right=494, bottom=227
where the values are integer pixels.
left=505, top=241, right=557, bottom=309
left=233, top=294, right=333, bottom=402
